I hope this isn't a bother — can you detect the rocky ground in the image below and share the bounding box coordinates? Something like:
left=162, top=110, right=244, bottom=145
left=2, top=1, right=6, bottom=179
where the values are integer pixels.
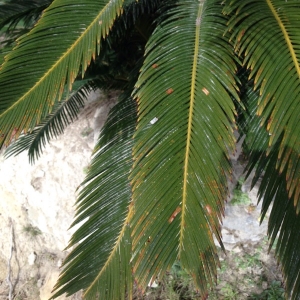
left=0, top=90, right=282, bottom=299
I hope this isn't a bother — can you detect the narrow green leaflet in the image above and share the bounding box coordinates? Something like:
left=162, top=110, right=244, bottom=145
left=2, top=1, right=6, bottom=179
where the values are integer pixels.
left=0, top=0, right=51, bottom=30
left=4, top=80, right=92, bottom=163
left=0, top=0, right=132, bottom=148
left=131, top=0, right=239, bottom=295
left=240, top=76, right=300, bottom=300
left=52, top=95, right=137, bottom=299
left=225, top=0, right=300, bottom=211
left=265, top=176, right=300, bottom=300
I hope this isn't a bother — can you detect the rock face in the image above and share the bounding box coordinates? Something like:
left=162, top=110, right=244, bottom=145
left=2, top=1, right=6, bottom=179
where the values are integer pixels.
left=0, top=90, right=117, bottom=299
left=222, top=136, right=270, bottom=251
left=0, top=90, right=271, bottom=299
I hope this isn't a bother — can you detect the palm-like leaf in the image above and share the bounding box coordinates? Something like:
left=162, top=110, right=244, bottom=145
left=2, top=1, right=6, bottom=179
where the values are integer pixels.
left=1, top=0, right=300, bottom=298
left=52, top=93, right=137, bottom=299
left=0, top=0, right=51, bottom=30
left=245, top=125, right=300, bottom=300
left=130, top=0, right=239, bottom=295
left=0, top=0, right=134, bottom=148
left=0, top=40, right=11, bottom=66
left=224, top=0, right=300, bottom=211
left=4, top=80, right=94, bottom=163
left=239, top=80, right=300, bottom=300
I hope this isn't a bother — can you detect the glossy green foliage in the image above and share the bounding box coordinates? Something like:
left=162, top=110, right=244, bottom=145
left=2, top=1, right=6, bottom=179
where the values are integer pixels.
left=5, top=80, right=93, bottom=163
left=240, top=82, right=300, bottom=300
left=52, top=94, right=137, bottom=299
left=130, top=0, right=238, bottom=295
left=246, top=135, right=300, bottom=300
left=225, top=0, right=300, bottom=211
left=0, top=0, right=52, bottom=30
left=0, top=0, right=300, bottom=299
left=0, top=0, right=130, bottom=147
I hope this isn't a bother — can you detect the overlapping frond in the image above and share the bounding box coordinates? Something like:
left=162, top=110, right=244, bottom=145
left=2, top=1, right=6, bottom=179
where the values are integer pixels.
left=0, top=0, right=51, bottom=30
left=4, top=80, right=93, bottom=163
left=130, top=0, right=239, bottom=296
left=52, top=94, right=137, bottom=299
left=239, top=73, right=300, bottom=300
left=252, top=142, right=300, bottom=300
left=0, top=0, right=134, bottom=148
left=224, top=0, right=300, bottom=211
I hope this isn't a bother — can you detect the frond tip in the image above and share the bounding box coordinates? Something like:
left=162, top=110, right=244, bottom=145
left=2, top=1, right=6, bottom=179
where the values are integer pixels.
left=0, top=0, right=133, bottom=149
left=4, top=81, right=93, bottom=163
left=52, top=95, right=137, bottom=299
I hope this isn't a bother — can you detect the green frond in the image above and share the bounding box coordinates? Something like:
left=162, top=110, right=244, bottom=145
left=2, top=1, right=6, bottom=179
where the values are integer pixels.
left=0, top=41, right=11, bottom=67
left=224, top=0, right=300, bottom=210
left=130, top=0, right=239, bottom=296
left=4, top=80, right=93, bottom=163
left=0, top=0, right=134, bottom=148
left=52, top=94, right=137, bottom=299
left=247, top=139, right=300, bottom=300
left=240, top=74, right=300, bottom=300
left=0, top=0, right=51, bottom=31
left=265, top=176, right=300, bottom=300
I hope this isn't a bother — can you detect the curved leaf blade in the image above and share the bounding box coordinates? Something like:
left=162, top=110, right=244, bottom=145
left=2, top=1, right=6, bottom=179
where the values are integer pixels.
left=52, top=95, right=137, bottom=299
left=0, top=0, right=132, bottom=148
left=225, top=0, right=300, bottom=210
left=131, top=0, right=239, bottom=295
left=4, top=80, right=92, bottom=163
left=240, top=74, right=300, bottom=300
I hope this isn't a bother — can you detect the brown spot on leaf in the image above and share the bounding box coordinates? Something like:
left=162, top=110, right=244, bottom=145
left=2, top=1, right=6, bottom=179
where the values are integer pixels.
left=168, top=206, right=181, bottom=223
left=166, top=88, right=174, bottom=95
left=202, top=88, right=209, bottom=95
left=205, top=205, right=212, bottom=214
left=152, top=63, right=158, bottom=69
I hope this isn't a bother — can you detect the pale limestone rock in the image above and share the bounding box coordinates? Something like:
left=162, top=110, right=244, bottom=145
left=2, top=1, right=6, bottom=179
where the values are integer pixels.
left=28, top=252, right=37, bottom=265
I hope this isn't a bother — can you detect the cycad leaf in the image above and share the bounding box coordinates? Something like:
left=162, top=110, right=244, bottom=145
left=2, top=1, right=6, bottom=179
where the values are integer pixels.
left=0, top=0, right=51, bottom=30
left=131, top=0, right=239, bottom=295
left=240, top=78, right=300, bottom=300
left=225, top=0, right=300, bottom=210
left=4, top=80, right=93, bottom=163
left=253, top=146, right=300, bottom=300
left=52, top=94, right=137, bottom=299
left=0, top=0, right=133, bottom=148
left=0, top=42, right=11, bottom=67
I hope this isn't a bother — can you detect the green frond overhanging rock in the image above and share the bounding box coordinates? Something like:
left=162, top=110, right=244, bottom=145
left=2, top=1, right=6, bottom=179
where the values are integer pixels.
left=0, top=0, right=131, bottom=148
left=0, top=0, right=300, bottom=299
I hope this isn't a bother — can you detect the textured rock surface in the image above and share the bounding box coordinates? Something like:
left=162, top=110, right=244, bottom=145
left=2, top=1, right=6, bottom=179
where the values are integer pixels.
left=222, top=136, right=270, bottom=250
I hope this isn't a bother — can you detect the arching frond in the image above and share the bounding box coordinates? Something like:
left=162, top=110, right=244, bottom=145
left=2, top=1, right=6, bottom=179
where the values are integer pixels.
left=130, top=0, right=239, bottom=296
left=0, top=0, right=134, bottom=148
left=225, top=0, right=300, bottom=211
left=52, top=54, right=142, bottom=298
left=4, top=80, right=93, bottom=163
left=0, top=0, right=52, bottom=30
left=52, top=94, right=137, bottom=299
left=240, top=75, right=300, bottom=300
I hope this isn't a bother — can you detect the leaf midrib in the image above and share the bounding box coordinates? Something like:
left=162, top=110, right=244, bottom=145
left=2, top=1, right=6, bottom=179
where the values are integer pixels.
left=179, top=2, right=204, bottom=256
left=266, top=0, right=300, bottom=79
left=84, top=206, right=134, bottom=296
left=0, top=1, right=111, bottom=119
